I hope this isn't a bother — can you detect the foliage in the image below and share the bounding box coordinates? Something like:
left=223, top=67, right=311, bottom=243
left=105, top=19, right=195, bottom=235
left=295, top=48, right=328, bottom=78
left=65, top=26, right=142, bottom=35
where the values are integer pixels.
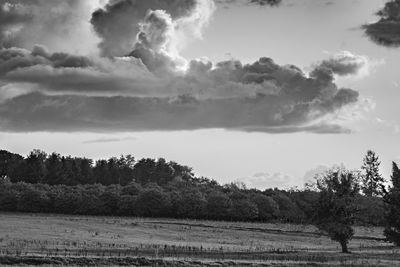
left=0, top=149, right=388, bottom=226
left=251, top=194, right=279, bottom=221
left=313, top=169, right=360, bottom=253
left=135, top=187, right=171, bottom=217
left=270, top=191, right=305, bottom=222
left=0, top=149, right=193, bottom=187
left=384, top=162, right=400, bottom=245
left=361, top=150, right=386, bottom=197
left=206, top=191, right=232, bottom=220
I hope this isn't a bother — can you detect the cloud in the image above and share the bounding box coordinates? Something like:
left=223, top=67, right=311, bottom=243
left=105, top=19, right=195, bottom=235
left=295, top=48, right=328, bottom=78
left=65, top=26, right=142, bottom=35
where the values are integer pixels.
left=83, top=136, right=136, bottom=144
left=364, top=0, right=400, bottom=47
left=312, top=51, right=370, bottom=78
left=303, top=165, right=329, bottom=183
left=216, top=0, right=282, bottom=7
left=91, top=0, right=215, bottom=57
left=249, top=0, right=281, bottom=6
left=127, top=1, right=215, bottom=73
left=0, top=1, right=368, bottom=134
left=242, top=172, right=296, bottom=190
left=128, top=9, right=187, bottom=74
left=0, top=46, right=170, bottom=97
left=0, top=0, right=101, bottom=54
left=236, top=123, right=352, bottom=134
left=0, top=85, right=357, bottom=133
left=0, top=45, right=362, bottom=133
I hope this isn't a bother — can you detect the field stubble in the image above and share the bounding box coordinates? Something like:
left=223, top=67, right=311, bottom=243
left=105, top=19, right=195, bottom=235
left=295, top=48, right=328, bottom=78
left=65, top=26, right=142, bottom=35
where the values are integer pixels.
left=0, top=213, right=399, bottom=266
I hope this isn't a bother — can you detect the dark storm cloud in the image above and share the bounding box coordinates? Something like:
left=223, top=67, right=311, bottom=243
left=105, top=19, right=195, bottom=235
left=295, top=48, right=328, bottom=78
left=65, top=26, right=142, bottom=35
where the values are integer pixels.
left=0, top=46, right=93, bottom=74
left=0, top=46, right=164, bottom=96
left=364, top=0, right=400, bottom=47
left=91, top=0, right=201, bottom=57
left=0, top=51, right=361, bottom=133
left=0, top=87, right=357, bottom=133
left=0, top=1, right=365, bottom=134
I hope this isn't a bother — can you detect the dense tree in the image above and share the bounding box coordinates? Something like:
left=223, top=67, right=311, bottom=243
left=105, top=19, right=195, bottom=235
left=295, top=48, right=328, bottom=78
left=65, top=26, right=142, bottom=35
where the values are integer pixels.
left=77, top=158, right=95, bottom=184
left=230, top=198, right=259, bottom=221
left=118, top=195, right=137, bottom=216
left=116, top=155, right=135, bottom=185
left=0, top=181, right=19, bottom=211
left=168, top=189, right=184, bottom=217
left=0, top=150, right=25, bottom=182
left=51, top=185, right=82, bottom=214
left=44, top=153, right=64, bottom=185
left=121, top=181, right=142, bottom=196
left=0, top=149, right=195, bottom=187
left=356, top=195, right=385, bottom=226
left=17, top=185, right=50, bottom=213
left=133, top=158, right=193, bottom=185
left=24, top=150, right=47, bottom=184
left=100, top=185, right=122, bottom=215
left=93, top=159, right=113, bottom=185
left=132, top=158, right=157, bottom=185
left=206, top=191, right=232, bottom=220
left=314, top=169, right=360, bottom=253
left=384, top=162, right=400, bottom=245
left=271, top=191, right=305, bottom=222
left=77, top=185, right=105, bottom=215
left=135, top=187, right=171, bottom=217
left=361, top=150, right=385, bottom=197
left=251, top=194, right=279, bottom=221
left=175, top=189, right=206, bottom=218
left=289, top=190, right=319, bottom=222
left=0, top=148, right=390, bottom=227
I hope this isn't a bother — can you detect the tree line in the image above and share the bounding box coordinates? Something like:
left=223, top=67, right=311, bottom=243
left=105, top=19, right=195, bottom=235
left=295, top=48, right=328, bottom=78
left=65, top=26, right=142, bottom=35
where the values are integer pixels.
left=0, top=149, right=193, bottom=186
left=0, top=149, right=399, bottom=253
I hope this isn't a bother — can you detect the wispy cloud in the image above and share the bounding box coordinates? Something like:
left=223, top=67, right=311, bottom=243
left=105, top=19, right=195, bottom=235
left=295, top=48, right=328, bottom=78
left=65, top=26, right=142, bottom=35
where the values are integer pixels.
left=241, top=172, right=297, bottom=190
left=83, top=136, right=136, bottom=144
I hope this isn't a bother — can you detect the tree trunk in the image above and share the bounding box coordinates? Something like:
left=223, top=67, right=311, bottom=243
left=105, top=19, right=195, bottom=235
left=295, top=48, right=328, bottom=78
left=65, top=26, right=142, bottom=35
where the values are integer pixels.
left=340, top=240, right=350, bottom=253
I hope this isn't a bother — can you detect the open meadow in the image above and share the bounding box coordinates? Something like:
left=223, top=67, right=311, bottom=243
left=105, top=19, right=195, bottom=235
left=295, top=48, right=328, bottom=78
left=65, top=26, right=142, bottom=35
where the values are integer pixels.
left=0, top=213, right=399, bottom=266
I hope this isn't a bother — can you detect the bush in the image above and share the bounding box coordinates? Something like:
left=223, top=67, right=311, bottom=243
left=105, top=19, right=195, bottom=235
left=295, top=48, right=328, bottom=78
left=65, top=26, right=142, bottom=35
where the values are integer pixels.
left=135, top=188, right=171, bottom=217
left=230, top=199, right=259, bottom=221
left=0, top=189, right=19, bottom=211
left=272, top=192, right=305, bottom=222
left=176, top=189, right=206, bottom=219
left=17, top=186, right=50, bottom=213
left=206, top=191, right=232, bottom=220
left=251, top=194, right=279, bottom=221
left=118, top=195, right=137, bottom=216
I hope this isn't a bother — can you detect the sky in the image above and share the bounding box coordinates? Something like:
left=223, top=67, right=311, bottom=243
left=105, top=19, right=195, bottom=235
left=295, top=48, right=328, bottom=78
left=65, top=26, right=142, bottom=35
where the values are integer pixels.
left=1, top=0, right=400, bottom=189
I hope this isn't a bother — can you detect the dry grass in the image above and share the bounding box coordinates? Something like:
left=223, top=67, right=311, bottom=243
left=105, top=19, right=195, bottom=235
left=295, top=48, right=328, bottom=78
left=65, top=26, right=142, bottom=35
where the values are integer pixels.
left=0, top=212, right=399, bottom=266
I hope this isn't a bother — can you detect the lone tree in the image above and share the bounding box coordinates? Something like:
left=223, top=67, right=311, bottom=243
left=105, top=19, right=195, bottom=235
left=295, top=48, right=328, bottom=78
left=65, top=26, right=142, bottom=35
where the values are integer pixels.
left=314, top=169, right=360, bottom=253
left=384, top=162, right=400, bottom=245
left=361, top=150, right=385, bottom=197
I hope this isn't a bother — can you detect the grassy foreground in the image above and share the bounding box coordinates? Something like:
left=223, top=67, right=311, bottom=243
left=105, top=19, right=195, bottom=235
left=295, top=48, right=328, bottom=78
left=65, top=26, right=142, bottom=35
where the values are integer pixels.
left=0, top=213, right=399, bottom=266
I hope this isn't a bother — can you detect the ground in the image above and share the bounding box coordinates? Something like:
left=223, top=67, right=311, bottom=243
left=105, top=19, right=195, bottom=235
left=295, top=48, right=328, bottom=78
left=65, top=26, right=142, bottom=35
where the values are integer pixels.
left=0, top=213, right=399, bottom=266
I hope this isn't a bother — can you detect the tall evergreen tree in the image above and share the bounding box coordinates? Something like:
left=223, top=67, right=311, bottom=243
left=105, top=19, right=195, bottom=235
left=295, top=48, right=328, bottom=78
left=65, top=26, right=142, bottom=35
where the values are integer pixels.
left=361, top=150, right=385, bottom=197
left=384, top=162, right=400, bottom=245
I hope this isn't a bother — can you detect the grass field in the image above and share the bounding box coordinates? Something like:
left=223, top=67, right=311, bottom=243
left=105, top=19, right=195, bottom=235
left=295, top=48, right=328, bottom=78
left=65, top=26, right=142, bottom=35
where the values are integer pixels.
left=0, top=212, right=399, bottom=266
